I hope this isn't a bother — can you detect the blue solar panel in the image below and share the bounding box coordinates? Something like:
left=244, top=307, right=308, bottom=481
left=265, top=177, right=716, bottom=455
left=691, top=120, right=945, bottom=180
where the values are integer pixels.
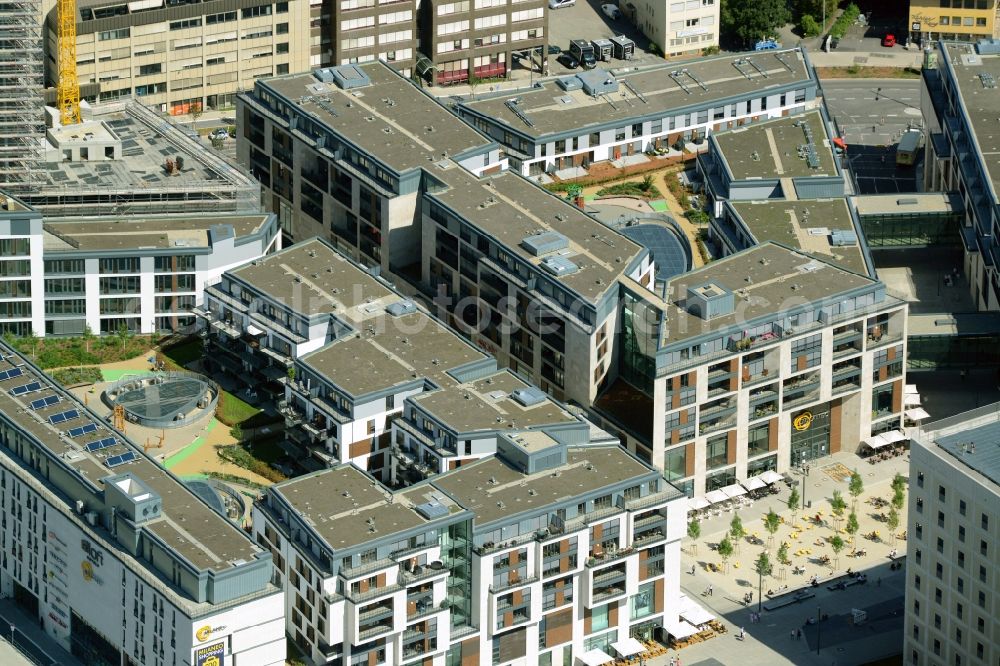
left=49, top=409, right=80, bottom=425
left=0, top=367, right=24, bottom=381
left=105, top=451, right=136, bottom=468
left=86, top=437, right=116, bottom=452
left=68, top=423, right=98, bottom=438
left=29, top=395, right=60, bottom=410
left=9, top=382, right=41, bottom=396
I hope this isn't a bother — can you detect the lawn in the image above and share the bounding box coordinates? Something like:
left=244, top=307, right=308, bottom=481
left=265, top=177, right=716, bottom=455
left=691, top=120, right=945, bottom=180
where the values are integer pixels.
left=815, top=66, right=921, bottom=80
left=5, top=332, right=155, bottom=369
left=160, top=338, right=203, bottom=369
left=49, top=367, right=103, bottom=386
left=215, top=389, right=261, bottom=426
left=595, top=179, right=663, bottom=200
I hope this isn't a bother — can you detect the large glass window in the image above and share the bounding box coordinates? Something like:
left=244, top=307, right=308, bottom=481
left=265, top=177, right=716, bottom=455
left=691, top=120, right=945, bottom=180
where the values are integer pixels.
left=705, top=434, right=728, bottom=470
left=664, top=446, right=686, bottom=481
left=630, top=582, right=654, bottom=620
left=591, top=603, right=609, bottom=632
left=747, top=423, right=769, bottom=457
left=706, top=467, right=735, bottom=491
left=872, top=384, right=894, bottom=418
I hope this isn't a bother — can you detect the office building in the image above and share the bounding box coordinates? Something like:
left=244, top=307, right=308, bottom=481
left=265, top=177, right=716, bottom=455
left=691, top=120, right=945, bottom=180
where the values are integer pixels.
left=628, top=0, right=719, bottom=58
left=909, top=0, right=999, bottom=46
left=904, top=406, right=1000, bottom=666
left=253, top=435, right=685, bottom=664
left=920, top=40, right=1000, bottom=310
left=455, top=47, right=819, bottom=177
left=0, top=340, right=285, bottom=665
left=42, top=0, right=310, bottom=115
left=595, top=242, right=908, bottom=496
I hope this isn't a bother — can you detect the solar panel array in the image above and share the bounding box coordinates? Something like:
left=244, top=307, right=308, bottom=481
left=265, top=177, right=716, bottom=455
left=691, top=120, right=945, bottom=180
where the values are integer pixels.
left=68, top=423, right=98, bottom=438
left=49, top=409, right=80, bottom=425
left=0, top=367, right=24, bottom=381
left=85, top=437, right=117, bottom=453
left=620, top=224, right=692, bottom=282
left=30, top=395, right=60, bottom=410
left=9, top=382, right=41, bottom=396
left=105, top=451, right=137, bottom=468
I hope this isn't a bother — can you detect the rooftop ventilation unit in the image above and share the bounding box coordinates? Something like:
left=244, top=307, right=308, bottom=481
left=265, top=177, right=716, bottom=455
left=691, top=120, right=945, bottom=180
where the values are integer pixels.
left=327, top=64, right=371, bottom=89
left=521, top=231, right=569, bottom=256
left=829, top=229, right=858, bottom=247
left=386, top=300, right=417, bottom=316
left=540, top=256, right=580, bottom=277
left=686, top=282, right=735, bottom=320
left=556, top=76, right=583, bottom=91
left=511, top=387, right=547, bottom=407
left=414, top=500, right=449, bottom=520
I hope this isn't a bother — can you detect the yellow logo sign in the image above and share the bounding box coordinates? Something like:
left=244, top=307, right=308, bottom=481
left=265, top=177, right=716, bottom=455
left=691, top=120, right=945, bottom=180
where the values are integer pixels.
left=196, top=625, right=213, bottom=642
left=793, top=412, right=813, bottom=431
left=81, top=561, right=94, bottom=582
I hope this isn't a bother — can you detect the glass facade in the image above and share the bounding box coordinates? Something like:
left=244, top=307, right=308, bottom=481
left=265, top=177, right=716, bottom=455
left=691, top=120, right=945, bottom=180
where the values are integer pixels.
left=789, top=403, right=830, bottom=463
left=443, top=520, right=472, bottom=631
left=908, top=334, right=1000, bottom=368
left=859, top=209, right=961, bottom=247
left=619, top=292, right=658, bottom=394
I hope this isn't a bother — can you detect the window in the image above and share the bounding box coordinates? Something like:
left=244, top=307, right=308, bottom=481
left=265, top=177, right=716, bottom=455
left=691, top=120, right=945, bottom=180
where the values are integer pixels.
left=917, top=472, right=924, bottom=488
left=705, top=434, right=728, bottom=470
left=169, top=18, right=201, bottom=30
left=630, top=582, right=654, bottom=620
left=242, top=4, right=272, bottom=18
left=959, top=499, right=966, bottom=515
left=590, top=603, right=609, bottom=632
left=981, top=513, right=989, bottom=530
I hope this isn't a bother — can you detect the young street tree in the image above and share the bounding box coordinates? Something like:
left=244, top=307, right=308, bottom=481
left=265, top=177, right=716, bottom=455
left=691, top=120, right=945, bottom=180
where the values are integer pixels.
left=730, top=514, right=746, bottom=554
left=777, top=541, right=790, bottom=566
left=788, top=485, right=800, bottom=519
left=830, top=535, right=845, bottom=569
left=754, top=551, right=773, bottom=612
left=830, top=489, right=847, bottom=529
left=721, top=0, right=791, bottom=48
left=887, top=507, right=901, bottom=547
left=717, top=536, right=734, bottom=573
left=687, top=518, right=702, bottom=554
left=846, top=511, right=860, bottom=549
left=763, top=509, right=781, bottom=550
left=848, top=470, right=864, bottom=510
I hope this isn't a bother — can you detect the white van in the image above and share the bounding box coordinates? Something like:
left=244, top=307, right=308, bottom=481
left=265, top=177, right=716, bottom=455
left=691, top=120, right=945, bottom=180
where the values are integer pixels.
left=548, top=0, right=575, bottom=9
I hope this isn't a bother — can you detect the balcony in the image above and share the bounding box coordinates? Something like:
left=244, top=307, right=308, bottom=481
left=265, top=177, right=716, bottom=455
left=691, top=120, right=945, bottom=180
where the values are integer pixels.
left=562, top=504, right=624, bottom=533
left=489, top=574, right=538, bottom=594
left=341, top=557, right=395, bottom=580
left=591, top=585, right=626, bottom=604
left=358, top=622, right=394, bottom=642
left=866, top=331, right=903, bottom=350
left=347, top=583, right=402, bottom=604
left=399, top=564, right=449, bottom=585
left=633, top=530, right=666, bottom=548
left=625, top=488, right=683, bottom=511
left=586, top=547, right=634, bottom=568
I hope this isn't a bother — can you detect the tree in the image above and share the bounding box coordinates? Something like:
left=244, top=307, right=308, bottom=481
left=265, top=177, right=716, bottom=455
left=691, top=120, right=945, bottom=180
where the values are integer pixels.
left=730, top=514, right=746, bottom=554
left=230, top=423, right=243, bottom=443
left=754, top=551, right=773, bottom=612
left=830, top=490, right=847, bottom=529
left=188, top=101, right=203, bottom=128
left=720, top=0, right=791, bottom=49
left=24, top=331, right=40, bottom=360
left=641, top=174, right=656, bottom=194
left=777, top=541, right=790, bottom=566
left=846, top=511, right=860, bottom=549
left=891, top=487, right=906, bottom=511
left=287, top=366, right=296, bottom=382
left=116, top=323, right=131, bottom=352
left=788, top=485, right=800, bottom=519
left=830, top=535, right=845, bottom=569
left=763, top=509, right=781, bottom=550
left=467, top=73, right=483, bottom=100
left=891, top=473, right=907, bottom=495
left=800, top=14, right=821, bottom=37
left=83, top=325, right=96, bottom=354
left=687, top=518, right=701, bottom=555
left=848, top=470, right=864, bottom=511
left=886, top=507, right=900, bottom=547
left=717, top=536, right=734, bottom=573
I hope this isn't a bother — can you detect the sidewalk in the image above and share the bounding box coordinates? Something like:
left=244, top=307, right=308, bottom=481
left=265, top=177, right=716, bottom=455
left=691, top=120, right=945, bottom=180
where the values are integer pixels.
left=809, top=50, right=922, bottom=69
left=0, top=599, right=86, bottom=666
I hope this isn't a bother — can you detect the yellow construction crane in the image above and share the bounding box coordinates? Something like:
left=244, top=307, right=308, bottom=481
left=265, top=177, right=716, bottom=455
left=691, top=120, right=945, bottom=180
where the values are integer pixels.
left=56, top=0, right=81, bottom=125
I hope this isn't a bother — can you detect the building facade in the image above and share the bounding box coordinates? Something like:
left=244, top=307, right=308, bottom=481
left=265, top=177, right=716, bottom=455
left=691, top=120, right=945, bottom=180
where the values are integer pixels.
left=628, top=0, right=719, bottom=58
left=0, top=341, right=285, bottom=665
left=909, top=0, right=999, bottom=46
left=253, top=439, right=686, bottom=665
left=904, top=406, right=1000, bottom=666
left=43, top=0, right=310, bottom=114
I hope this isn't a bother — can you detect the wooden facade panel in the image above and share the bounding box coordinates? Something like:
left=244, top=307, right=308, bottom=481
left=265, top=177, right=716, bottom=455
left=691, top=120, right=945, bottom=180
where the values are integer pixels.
left=768, top=416, right=779, bottom=451
left=546, top=608, right=573, bottom=648
left=685, top=443, right=695, bottom=477
left=830, top=400, right=842, bottom=454
left=349, top=438, right=373, bottom=458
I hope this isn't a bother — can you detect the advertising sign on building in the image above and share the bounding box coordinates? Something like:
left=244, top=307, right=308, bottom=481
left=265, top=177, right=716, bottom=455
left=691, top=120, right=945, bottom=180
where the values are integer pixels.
left=195, top=641, right=226, bottom=666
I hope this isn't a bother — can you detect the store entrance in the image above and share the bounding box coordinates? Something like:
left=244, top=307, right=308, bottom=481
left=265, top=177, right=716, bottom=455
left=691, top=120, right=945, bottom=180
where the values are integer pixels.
left=789, top=403, right=831, bottom=465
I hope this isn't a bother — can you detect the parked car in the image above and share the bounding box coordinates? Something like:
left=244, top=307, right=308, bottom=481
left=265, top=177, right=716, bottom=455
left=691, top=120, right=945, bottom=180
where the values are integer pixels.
left=754, top=39, right=780, bottom=51
left=547, top=44, right=562, bottom=55
left=601, top=3, right=621, bottom=19
left=557, top=53, right=580, bottom=69
left=548, top=0, right=574, bottom=8
left=882, top=33, right=896, bottom=47
left=209, top=128, right=229, bottom=141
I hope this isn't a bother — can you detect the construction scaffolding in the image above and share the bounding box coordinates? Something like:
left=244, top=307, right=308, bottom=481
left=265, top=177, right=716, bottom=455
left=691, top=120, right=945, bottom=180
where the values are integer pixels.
left=0, top=0, right=46, bottom=192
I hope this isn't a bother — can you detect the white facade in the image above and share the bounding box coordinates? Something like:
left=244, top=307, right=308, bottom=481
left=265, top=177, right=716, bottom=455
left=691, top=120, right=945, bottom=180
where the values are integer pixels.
left=629, top=0, right=719, bottom=57
left=904, top=411, right=1000, bottom=666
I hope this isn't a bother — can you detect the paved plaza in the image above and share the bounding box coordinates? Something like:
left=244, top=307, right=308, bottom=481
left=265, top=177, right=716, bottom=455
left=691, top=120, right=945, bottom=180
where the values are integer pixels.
left=651, top=450, right=911, bottom=666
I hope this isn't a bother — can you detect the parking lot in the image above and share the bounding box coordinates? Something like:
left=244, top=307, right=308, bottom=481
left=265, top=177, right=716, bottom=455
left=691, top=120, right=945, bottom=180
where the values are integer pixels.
left=541, top=0, right=661, bottom=76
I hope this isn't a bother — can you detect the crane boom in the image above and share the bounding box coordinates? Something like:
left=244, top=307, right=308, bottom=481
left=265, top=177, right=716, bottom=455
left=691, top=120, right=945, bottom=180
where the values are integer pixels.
left=56, top=0, right=81, bottom=126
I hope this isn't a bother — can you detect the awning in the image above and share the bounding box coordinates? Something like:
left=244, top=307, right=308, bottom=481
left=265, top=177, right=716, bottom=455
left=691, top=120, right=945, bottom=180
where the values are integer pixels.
left=721, top=483, right=747, bottom=499
left=866, top=434, right=891, bottom=449
left=760, top=470, right=783, bottom=485
left=246, top=323, right=265, bottom=336
left=904, top=384, right=919, bottom=395
left=578, top=648, right=614, bottom=666
left=611, top=637, right=647, bottom=657
left=904, top=393, right=922, bottom=406
left=664, top=619, right=699, bottom=639
left=905, top=407, right=930, bottom=421
left=680, top=604, right=715, bottom=626
left=742, top=476, right=767, bottom=491
left=882, top=430, right=907, bottom=444
left=705, top=489, right=729, bottom=504
left=832, top=136, right=847, bottom=150
left=688, top=496, right=711, bottom=511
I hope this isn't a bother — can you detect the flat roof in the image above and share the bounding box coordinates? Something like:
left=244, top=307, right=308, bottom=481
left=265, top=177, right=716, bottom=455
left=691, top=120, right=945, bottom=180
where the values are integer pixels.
left=713, top=110, right=837, bottom=179
left=271, top=465, right=463, bottom=552
left=852, top=192, right=963, bottom=216
left=411, top=370, right=577, bottom=435
left=42, top=214, right=271, bottom=252
left=258, top=63, right=494, bottom=174
left=431, top=445, right=656, bottom=526
left=943, top=42, right=1000, bottom=202
left=229, top=238, right=396, bottom=318
left=658, top=242, right=879, bottom=347
left=430, top=169, right=644, bottom=304
left=459, top=49, right=813, bottom=139
left=933, top=417, right=1000, bottom=487
left=730, top=199, right=870, bottom=276
left=0, top=347, right=262, bottom=576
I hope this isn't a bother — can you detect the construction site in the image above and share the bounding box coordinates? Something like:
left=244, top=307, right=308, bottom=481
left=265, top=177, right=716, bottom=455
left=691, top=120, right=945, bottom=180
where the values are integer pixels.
left=0, top=0, right=45, bottom=191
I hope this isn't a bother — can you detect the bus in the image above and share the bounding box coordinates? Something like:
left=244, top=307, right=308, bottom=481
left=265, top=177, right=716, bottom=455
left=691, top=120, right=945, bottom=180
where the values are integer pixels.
left=896, top=130, right=922, bottom=166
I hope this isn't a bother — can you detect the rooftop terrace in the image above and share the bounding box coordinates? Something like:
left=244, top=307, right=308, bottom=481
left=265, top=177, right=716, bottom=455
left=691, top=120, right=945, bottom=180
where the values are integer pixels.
left=458, top=49, right=813, bottom=139
left=729, top=199, right=870, bottom=276
left=943, top=42, right=1000, bottom=202
left=712, top=110, right=838, bottom=180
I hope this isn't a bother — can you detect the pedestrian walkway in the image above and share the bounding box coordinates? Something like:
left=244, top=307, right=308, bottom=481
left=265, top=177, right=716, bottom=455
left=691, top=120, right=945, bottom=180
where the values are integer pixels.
left=0, top=640, right=35, bottom=666
left=0, top=598, right=86, bottom=666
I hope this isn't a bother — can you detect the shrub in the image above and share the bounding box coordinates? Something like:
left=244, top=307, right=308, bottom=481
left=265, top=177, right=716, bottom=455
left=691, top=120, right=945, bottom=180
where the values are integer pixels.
left=218, top=444, right=287, bottom=484
left=50, top=366, right=103, bottom=386
left=830, top=3, right=860, bottom=39
left=595, top=181, right=663, bottom=199
left=800, top=14, right=821, bottom=37
left=684, top=209, right=710, bottom=226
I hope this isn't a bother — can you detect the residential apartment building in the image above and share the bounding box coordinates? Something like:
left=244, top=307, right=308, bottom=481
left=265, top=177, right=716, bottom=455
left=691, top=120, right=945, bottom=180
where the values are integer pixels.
left=904, top=406, right=1000, bottom=666
left=197, top=238, right=596, bottom=481
left=595, top=242, right=908, bottom=496
left=43, top=0, right=310, bottom=114
left=455, top=47, right=819, bottom=177
left=0, top=340, right=285, bottom=665
left=628, top=0, right=719, bottom=58
left=253, top=435, right=686, bottom=665
left=909, top=0, right=999, bottom=46
left=920, top=40, right=1000, bottom=310
left=236, top=63, right=654, bottom=406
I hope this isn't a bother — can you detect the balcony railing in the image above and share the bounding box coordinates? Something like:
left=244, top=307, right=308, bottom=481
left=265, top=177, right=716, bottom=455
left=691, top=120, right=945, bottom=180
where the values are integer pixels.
left=488, top=574, right=538, bottom=594
left=358, top=623, right=394, bottom=641
left=586, top=547, right=635, bottom=568
left=341, top=558, right=395, bottom=579
left=347, top=583, right=402, bottom=604
left=625, top=488, right=683, bottom=510
left=591, top=586, right=626, bottom=603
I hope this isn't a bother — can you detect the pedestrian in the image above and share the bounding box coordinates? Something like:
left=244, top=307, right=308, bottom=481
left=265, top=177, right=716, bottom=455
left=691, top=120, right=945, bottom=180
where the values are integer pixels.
left=707, top=584, right=713, bottom=596
left=797, top=628, right=803, bottom=640
left=749, top=591, right=753, bottom=602
left=877, top=577, right=881, bottom=587
left=791, top=629, right=796, bottom=640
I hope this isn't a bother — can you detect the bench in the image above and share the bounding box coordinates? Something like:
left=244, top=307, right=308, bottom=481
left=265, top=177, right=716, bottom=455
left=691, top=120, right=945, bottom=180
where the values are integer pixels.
left=762, top=590, right=816, bottom=611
